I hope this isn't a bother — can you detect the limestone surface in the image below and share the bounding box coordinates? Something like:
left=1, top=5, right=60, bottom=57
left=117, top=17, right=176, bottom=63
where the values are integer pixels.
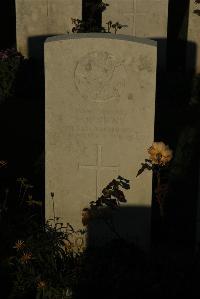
left=45, top=34, right=157, bottom=250
left=15, top=0, right=82, bottom=58
left=102, top=0, right=168, bottom=69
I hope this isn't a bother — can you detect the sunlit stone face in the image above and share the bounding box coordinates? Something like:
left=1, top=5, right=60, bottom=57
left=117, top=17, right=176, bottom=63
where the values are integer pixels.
left=45, top=34, right=157, bottom=250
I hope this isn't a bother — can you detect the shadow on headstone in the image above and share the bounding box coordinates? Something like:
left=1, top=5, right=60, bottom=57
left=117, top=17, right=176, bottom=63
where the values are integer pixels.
left=167, top=40, right=197, bottom=73
left=28, top=35, right=59, bottom=61
left=86, top=206, right=151, bottom=251
left=16, top=34, right=54, bottom=98
left=149, top=38, right=167, bottom=71
left=167, top=0, right=190, bottom=72
left=82, top=0, right=102, bottom=29
left=148, top=38, right=197, bottom=73
left=75, top=206, right=151, bottom=298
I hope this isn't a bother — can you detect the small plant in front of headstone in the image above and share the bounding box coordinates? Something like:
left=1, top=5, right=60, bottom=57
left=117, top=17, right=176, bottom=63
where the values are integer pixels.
left=9, top=218, right=83, bottom=299
left=137, top=142, right=173, bottom=217
left=0, top=48, right=23, bottom=101
left=82, top=176, right=130, bottom=240
left=8, top=190, right=86, bottom=299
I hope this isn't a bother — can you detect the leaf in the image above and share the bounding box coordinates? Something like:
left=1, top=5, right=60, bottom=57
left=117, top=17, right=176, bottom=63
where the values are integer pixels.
left=136, top=163, right=152, bottom=177
left=117, top=175, right=128, bottom=182
left=115, top=190, right=126, bottom=202
left=194, top=9, right=200, bottom=16
left=102, top=188, right=111, bottom=196
left=145, top=159, right=152, bottom=163
left=26, top=199, right=42, bottom=207
left=120, top=182, right=130, bottom=190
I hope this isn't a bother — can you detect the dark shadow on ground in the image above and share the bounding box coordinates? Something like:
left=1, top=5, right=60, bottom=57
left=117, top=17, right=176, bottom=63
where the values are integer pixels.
left=86, top=206, right=151, bottom=251
left=0, top=56, right=45, bottom=199
left=73, top=206, right=199, bottom=299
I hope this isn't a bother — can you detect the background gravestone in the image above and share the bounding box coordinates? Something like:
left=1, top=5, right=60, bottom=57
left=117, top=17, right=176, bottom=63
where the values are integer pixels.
left=45, top=33, right=157, bottom=250
left=102, top=0, right=168, bottom=69
left=15, top=0, right=82, bottom=58
left=186, top=0, right=200, bottom=73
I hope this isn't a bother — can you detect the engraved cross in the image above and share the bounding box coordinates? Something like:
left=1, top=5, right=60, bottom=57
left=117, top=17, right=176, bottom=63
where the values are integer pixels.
left=79, top=145, right=119, bottom=200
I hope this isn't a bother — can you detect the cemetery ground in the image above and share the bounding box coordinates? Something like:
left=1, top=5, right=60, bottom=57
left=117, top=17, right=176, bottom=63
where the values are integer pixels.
left=0, top=51, right=200, bottom=299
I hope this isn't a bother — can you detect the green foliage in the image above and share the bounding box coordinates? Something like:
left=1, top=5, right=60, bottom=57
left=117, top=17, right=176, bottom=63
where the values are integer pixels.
left=0, top=48, right=23, bottom=100
left=82, top=176, right=130, bottom=240
left=1, top=182, right=79, bottom=299
left=71, top=18, right=127, bottom=34
left=71, top=17, right=105, bottom=33
left=89, top=176, right=130, bottom=210
left=8, top=176, right=130, bottom=298
left=9, top=220, right=83, bottom=299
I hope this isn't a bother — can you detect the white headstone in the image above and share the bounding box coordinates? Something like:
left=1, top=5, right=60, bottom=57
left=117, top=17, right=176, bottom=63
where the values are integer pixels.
left=186, top=1, right=200, bottom=73
left=102, top=0, right=168, bottom=69
left=45, top=34, right=157, bottom=250
left=15, top=0, right=82, bottom=58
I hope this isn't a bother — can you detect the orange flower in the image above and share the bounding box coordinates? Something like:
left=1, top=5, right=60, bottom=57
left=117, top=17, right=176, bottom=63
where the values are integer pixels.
left=37, top=280, right=46, bottom=289
left=20, top=252, right=32, bottom=264
left=13, top=240, right=25, bottom=251
left=64, top=240, right=73, bottom=252
left=148, top=142, right=173, bottom=165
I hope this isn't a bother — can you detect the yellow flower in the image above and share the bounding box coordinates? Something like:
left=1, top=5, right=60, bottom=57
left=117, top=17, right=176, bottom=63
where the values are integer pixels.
left=20, top=252, right=32, bottom=264
left=37, top=280, right=46, bottom=289
left=64, top=234, right=85, bottom=253
left=64, top=240, right=73, bottom=252
left=148, top=142, right=173, bottom=165
left=13, top=240, right=25, bottom=251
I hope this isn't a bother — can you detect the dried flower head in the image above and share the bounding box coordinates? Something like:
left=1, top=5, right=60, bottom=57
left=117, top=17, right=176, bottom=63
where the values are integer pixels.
left=82, top=208, right=91, bottom=226
left=20, top=252, right=32, bottom=264
left=13, top=240, right=25, bottom=251
left=37, top=280, right=46, bottom=289
left=148, top=142, right=173, bottom=165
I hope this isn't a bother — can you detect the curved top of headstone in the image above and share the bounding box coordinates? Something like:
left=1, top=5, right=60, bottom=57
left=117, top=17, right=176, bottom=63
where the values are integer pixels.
left=45, top=33, right=157, bottom=47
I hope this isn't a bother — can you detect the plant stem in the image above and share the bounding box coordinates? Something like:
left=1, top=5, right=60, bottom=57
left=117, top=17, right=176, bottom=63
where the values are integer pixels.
left=156, top=170, right=164, bottom=217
